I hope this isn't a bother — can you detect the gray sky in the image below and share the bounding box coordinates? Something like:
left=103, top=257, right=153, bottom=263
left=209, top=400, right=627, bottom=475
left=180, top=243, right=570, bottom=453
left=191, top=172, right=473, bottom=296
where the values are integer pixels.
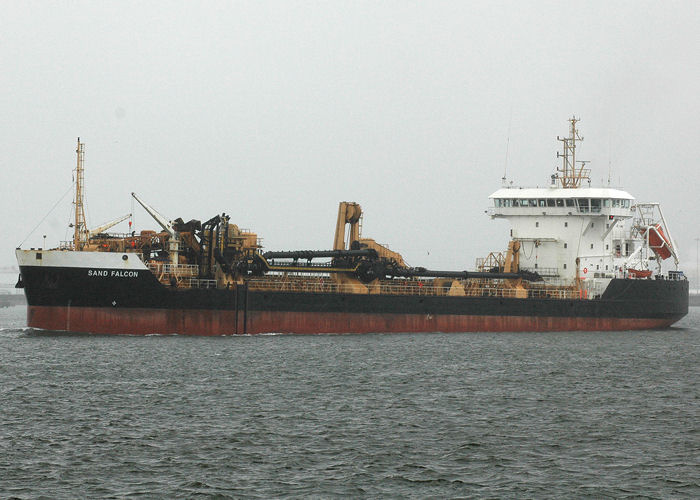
left=2, top=1, right=699, bottom=278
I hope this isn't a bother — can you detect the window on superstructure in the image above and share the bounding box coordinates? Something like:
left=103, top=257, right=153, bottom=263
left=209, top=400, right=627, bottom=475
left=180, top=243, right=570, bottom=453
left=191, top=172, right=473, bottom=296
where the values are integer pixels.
left=606, top=244, right=609, bottom=250
left=564, top=264, right=567, bottom=269
left=612, top=199, right=620, bottom=208
left=529, top=199, right=537, bottom=207
left=590, top=243, right=594, bottom=249
left=513, top=199, right=520, bottom=207
left=547, top=199, right=555, bottom=207
left=603, top=199, right=611, bottom=208
left=565, top=199, right=574, bottom=207
left=591, top=199, right=602, bottom=212
left=536, top=222, right=539, bottom=227
left=564, top=222, right=568, bottom=227
left=564, top=243, right=568, bottom=248
left=538, top=199, right=546, bottom=207
left=578, top=198, right=590, bottom=213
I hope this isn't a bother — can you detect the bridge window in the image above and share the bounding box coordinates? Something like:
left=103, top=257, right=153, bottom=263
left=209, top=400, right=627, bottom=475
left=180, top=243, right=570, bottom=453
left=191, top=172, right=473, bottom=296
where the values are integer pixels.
left=603, top=199, right=611, bottom=207
left=556, top=199, right=564, bottom=207
left=591, top=198, right=602, bottom=212
left=538, top=199, right=546, bottom=207
left=565, top=199, right=575, bottom=207
left=547, top=199, right=555, bottom=207
left=529, top=199, right=537, bottom=207
left=578, top=198, right=590, bottom=212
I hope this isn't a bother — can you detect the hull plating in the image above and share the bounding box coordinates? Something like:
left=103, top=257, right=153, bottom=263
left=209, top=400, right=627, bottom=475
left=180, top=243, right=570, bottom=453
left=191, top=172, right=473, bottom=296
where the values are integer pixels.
left=18, top=262, right=689, bottom=335
left=27, top=305, right=682, bottom=335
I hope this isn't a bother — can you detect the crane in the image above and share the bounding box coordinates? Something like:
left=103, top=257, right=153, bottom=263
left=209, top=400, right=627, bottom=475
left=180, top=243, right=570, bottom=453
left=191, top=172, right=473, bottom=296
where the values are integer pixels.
left=131, top=192, right=180, bottom=265
left=87, top=213, right=132, bottom=238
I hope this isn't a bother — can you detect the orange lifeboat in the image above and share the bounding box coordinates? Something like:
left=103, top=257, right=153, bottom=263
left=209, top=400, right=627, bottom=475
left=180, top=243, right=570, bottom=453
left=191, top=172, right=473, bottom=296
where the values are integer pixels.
left=643, top=224, right=672, bottom=260
left=628, top=268, right=652, bottom=279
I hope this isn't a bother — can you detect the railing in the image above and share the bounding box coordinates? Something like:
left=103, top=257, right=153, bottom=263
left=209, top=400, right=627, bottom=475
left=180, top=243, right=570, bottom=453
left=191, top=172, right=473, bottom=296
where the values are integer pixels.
left=245, top=279, right=581, bottom=300
left=520, top=266, right=560, bottom=277
left=182, top=278, right=218, bottom=289
left=147, top=263, right=199, bottom=277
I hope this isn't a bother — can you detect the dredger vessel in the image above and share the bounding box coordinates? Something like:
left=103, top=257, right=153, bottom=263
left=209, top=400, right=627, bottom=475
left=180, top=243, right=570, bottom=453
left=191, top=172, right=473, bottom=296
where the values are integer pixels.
left=16, top=118, right=688, bottom=334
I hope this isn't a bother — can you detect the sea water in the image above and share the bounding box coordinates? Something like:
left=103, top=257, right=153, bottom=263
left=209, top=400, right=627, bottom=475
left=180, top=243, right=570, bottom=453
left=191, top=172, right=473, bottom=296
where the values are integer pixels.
left=1, top=304, right=698, bottom=498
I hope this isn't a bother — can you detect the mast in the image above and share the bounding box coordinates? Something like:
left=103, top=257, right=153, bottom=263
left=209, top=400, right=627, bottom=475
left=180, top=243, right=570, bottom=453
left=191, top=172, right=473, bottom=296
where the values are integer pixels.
left=556, top=116, right=590, bottom=188
left=73, top=138, right=87, bottom=250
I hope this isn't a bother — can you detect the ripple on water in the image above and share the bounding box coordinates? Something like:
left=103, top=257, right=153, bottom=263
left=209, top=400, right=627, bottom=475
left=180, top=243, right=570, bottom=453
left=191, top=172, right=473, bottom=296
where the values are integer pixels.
left=0, top=306, right=699, bottom=498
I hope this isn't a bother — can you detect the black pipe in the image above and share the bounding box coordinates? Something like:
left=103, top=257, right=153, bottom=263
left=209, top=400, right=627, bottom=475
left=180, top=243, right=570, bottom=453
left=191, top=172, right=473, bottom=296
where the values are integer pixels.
left=234, top=284, right=238, bottom=334
left=392, top=267, right=542, bottom=282
left=243, top=282, right=248, bottom=335
left=263, top=249, right=378, bottom=260
left=199, top=215, right=221, bottom=278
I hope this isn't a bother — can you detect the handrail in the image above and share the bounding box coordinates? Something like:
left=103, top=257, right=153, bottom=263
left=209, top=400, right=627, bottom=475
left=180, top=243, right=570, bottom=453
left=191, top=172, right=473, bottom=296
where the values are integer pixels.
left=244, top=279, right=581, bottom=299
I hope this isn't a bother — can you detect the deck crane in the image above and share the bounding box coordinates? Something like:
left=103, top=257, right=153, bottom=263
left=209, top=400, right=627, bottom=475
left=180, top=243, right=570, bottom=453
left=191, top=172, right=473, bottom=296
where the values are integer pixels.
left=87, top=213, right=132, bottom=239
left=131, top=192, right=180, bottom=265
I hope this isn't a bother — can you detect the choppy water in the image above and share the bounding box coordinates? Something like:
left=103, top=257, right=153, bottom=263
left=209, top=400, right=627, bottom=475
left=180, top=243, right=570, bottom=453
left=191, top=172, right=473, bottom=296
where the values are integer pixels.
left=1, top=305, right=698, bottom=499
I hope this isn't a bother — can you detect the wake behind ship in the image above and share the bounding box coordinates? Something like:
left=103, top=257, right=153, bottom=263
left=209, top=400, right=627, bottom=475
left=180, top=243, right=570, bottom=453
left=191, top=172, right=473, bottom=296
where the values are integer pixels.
left=16, top=119, right=688, bottom=335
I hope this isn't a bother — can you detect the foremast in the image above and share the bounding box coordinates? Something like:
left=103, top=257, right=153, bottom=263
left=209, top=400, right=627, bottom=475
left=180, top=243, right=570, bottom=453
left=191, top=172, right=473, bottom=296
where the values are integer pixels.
left=73, top=138, right=87, bottom=250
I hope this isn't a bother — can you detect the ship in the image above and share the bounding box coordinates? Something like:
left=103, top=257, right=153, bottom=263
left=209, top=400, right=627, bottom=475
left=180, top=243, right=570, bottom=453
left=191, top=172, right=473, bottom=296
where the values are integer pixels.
left=15, top=118, right=688, bottom=335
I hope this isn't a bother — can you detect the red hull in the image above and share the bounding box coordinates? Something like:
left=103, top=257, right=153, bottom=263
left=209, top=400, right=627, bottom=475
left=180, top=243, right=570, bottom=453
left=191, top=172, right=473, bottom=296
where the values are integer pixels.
left=27, top=305, right=679, bottom=335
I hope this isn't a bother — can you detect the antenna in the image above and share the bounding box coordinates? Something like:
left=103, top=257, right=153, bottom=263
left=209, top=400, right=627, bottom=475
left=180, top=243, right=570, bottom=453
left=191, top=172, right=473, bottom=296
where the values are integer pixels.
left=608, top=134, right=612, bottom=187
left=73, top=138, right=87, bottom=250
left=502, top=107, right=513, bottom=185
left=555, top=116, right=590, bottom=188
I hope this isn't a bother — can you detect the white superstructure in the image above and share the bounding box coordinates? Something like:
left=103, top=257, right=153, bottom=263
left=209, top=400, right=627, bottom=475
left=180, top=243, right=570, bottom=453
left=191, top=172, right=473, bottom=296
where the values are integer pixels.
left=488, top=117, right=679, bottom=291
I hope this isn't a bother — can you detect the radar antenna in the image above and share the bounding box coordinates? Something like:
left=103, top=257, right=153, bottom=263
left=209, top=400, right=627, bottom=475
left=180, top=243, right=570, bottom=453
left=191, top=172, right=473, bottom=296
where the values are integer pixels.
left=556, top=116, right=591, bottom=188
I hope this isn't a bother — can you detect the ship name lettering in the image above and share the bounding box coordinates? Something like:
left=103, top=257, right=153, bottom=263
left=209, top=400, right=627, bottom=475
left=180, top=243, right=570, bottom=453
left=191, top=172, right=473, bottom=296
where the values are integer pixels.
left=110, top=270, right=139, bottom=278
left=88, top=269, right=108, bottom=277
